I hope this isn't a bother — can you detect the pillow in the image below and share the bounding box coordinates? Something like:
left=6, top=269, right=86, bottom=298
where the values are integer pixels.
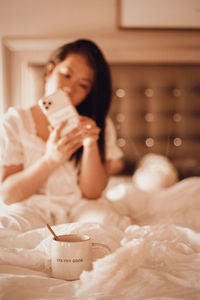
left=132, top=153, right=178, bottom=191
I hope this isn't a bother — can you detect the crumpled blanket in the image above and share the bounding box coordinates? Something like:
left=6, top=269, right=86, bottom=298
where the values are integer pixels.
left=76, top=224, right=200, bottom=299
left=0, top=223, right=200, bottom=300
left=0, top=222, right=123, bottom=300
left=106, top=176, right=200, bottom=231
left=0, top=176, right=200, bottom=299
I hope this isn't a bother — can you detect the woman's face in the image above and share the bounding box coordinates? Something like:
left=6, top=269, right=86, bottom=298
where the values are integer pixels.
left=45, top=53, right=94, bottom=107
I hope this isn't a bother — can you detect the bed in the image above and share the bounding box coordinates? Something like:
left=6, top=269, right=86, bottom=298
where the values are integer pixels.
left=0, top=62, right=200, bottom=299
left=0, top=175, right=200, bottom=299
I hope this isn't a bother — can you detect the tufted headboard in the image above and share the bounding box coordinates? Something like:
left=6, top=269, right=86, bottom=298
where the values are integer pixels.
left=109, top=63, right=200, bottom=179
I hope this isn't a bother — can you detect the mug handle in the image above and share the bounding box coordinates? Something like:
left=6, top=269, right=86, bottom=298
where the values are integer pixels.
left=91, top=242, right=111, bottom=261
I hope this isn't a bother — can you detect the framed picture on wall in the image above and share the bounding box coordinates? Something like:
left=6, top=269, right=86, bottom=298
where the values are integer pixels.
left=118, top=0, right=200, bottom=29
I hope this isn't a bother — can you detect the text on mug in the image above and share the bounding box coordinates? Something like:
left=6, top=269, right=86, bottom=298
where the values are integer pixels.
left=56, top=258, right=83, bottom=263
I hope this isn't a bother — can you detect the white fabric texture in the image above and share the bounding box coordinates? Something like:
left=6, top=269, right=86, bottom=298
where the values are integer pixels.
left=0, top=107, right=81, bottom=198
left=0, top=108, right=123, bottom=167
left=0, top=177, right=200, bottom=299
left=132, top=153, right=179, bottom=191
left=0, top=108, right=122, bottom=199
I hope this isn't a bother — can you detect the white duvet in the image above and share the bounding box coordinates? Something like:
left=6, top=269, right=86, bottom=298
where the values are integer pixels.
left=0, top=176, right=200, bottom=300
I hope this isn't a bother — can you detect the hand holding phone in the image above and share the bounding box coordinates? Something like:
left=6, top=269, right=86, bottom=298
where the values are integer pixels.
left=38, top=89, right=79, bottom=136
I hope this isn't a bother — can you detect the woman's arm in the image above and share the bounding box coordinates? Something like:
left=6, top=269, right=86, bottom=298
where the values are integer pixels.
left=78, top=116, right=124, bottom=198
left=79, top=145, right=124, bottom=199
left=0, top=123, right=83, bottom=205
left=0, top=157, right=58, bottom=205
left=79, top=141, right=109, bottom=199
left=105, top=158, right=125, bottom=175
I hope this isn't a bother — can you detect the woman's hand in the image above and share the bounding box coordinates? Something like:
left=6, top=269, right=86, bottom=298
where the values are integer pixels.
left=45, top=121, right=83, bottom=166
left=78, top=116, right=101, bottom=147
left=45, top=116, right=100, bottom=166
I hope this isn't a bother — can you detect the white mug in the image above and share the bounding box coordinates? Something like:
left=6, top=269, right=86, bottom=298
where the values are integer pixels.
left=51, top=233, right=111, bottom=281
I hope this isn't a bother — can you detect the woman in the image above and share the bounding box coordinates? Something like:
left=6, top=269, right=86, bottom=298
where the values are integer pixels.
left=0, top=39, right=124, bottom=230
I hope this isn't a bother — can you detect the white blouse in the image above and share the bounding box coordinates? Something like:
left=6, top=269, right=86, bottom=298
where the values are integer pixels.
left=0, top=107, right=123, bottom=200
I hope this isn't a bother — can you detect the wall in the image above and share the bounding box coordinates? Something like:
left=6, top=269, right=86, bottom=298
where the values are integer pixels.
left=0, top=0, right=116, bottom=36
left=0, top=0, right=116, bottom=114
left=0, top=0, right=200, bottom=115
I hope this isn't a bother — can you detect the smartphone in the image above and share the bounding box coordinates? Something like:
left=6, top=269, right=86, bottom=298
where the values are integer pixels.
left=38, top=89, right=79, bottom=136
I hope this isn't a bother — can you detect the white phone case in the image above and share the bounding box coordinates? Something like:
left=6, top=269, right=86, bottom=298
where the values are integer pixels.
left=38, top=89, right=79, bottom=136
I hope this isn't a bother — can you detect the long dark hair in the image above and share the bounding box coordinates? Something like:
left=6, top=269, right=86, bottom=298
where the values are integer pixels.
left=44, top=39, right=112, bottom=163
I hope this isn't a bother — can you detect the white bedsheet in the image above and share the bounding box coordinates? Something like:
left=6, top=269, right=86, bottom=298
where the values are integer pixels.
left=0, top=176, right=200, bottom=299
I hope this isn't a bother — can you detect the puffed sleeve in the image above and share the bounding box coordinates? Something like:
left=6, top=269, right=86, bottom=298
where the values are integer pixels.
left=105, top=117, right=124, bottom=160
left=0, top=108, right=24, bottom=166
